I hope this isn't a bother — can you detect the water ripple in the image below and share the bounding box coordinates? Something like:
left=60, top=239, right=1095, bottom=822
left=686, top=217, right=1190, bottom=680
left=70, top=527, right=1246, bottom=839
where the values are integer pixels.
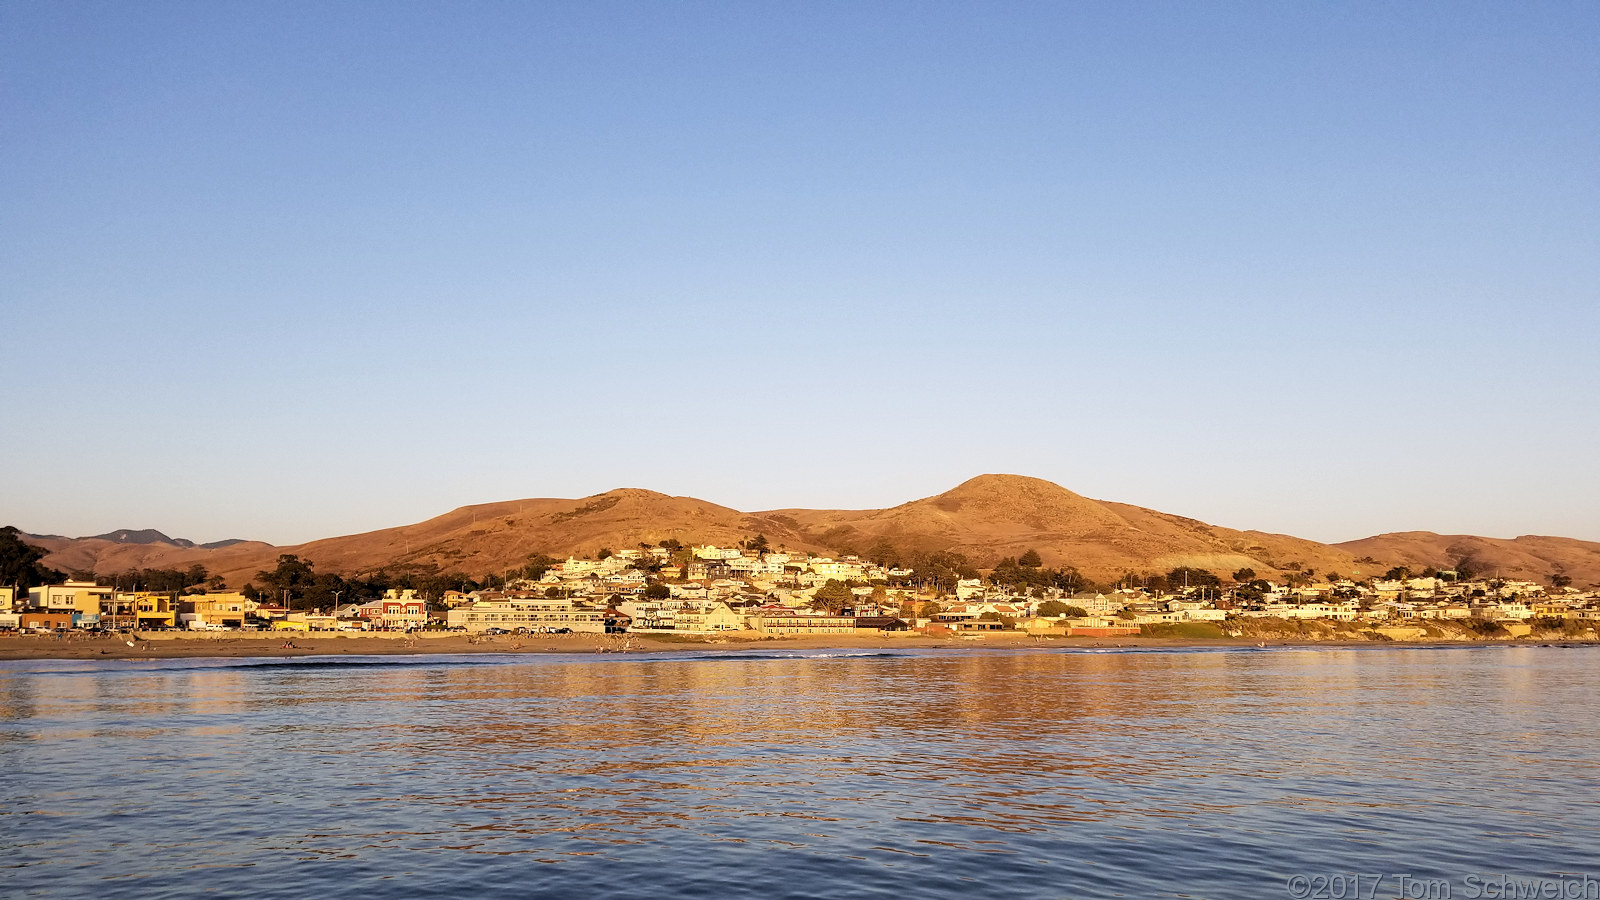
left=0, top=646, right=1597, bottom=898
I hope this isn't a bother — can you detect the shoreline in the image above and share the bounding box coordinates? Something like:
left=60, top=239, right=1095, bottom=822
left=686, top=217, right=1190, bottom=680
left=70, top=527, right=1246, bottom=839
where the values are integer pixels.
left=2, top=630, right=1594, bottom=663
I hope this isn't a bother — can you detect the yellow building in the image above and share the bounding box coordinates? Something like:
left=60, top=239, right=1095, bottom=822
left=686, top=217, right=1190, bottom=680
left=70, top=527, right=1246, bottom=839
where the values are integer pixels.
left=673, top=602, right=746, bottom=633
left=124, top=592, right=178, bottom=628
left=750, top=613, right=856, bottom=635
left=179, top=592, right=251, bottom=629
left=28, top=581, right=114, bottom=615
left=446, top=597, right=607, bottom=633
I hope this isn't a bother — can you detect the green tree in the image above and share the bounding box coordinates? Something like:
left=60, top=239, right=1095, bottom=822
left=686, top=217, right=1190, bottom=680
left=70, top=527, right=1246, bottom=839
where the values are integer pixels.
left=917, top=600, right=944, bottom=618
left=1383, top=566, right=1413, bottom=581
left=1166, top=567, right=1220, bottom=590
left=0, top=526, right=63, bottom=592
left=747, top=534, right=770, bottom=554
left=867, top=538, right=898, bottom=568
left=523, top=553, right=558, bottom=581
left=1018, top=548, right=1043, bottom=568
left=669, top=547, right=695, bottom=578
left=301, top=572, right=350, bottom=609
left=905, top=550, right=974, bottom=593
left=1049, top=566, right=1094, bottom=593
left=989, top=557, right=1024, bottom=587
left=811, top=579, right=854, bottom=614
left=1232, top=567, right=1256, bottom=583
left=643, top=582, right=671, bottom=600
left=252, top=554, right=320, bottom=608
left=1036, top=600, right=1070, bottom=617
left=1552, top=574, right=1572, bottom=589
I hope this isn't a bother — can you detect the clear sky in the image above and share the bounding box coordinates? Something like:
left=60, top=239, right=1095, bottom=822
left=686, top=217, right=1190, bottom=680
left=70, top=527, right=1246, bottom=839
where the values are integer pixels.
left=3, top=1, right=1597, bottom=546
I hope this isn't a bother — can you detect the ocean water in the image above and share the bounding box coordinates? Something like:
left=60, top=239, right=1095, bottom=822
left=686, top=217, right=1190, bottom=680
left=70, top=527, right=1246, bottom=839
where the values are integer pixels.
left=2, top=645, right=1597, bottom=899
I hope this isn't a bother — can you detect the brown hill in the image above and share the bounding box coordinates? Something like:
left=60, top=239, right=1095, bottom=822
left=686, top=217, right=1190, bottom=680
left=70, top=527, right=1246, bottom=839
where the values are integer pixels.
left=30, top=488, right=829, bottom=588
left=250, top=488, right=823, bottom=586
left=1336, top=532, right=1600, bottom=586
left=763, top=474, right=1363, bottom=579
left=25, top=474, right=1597, bottom=588
left=23, top=535, right=277, bottom=580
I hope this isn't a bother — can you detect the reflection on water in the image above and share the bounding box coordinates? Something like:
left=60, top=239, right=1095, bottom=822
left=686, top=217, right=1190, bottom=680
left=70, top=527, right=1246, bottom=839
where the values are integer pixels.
left=1, top=646, right=1598, bottom=898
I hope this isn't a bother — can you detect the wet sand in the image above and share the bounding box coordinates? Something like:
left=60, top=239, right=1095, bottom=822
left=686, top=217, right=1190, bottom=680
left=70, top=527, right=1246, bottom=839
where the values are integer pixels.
left=2, top=630, right=1588, bottom=662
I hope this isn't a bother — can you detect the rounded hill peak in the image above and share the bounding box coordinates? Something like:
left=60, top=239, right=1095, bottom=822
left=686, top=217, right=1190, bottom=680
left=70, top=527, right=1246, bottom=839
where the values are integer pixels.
left=939, top=474, right=1087, bottom=503
left=589, top=487, right=674, bottom=502
left=905, top=474, right=1123, bottom=533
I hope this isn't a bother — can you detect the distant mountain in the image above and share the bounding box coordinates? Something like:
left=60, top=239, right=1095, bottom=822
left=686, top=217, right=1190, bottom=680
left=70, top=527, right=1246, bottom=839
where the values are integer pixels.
left=21, top=476, right=1599, bottom=588
left=20, top=532, right=275, bottom=581
left=83, top=529, right=195, bottom=547
left=199, top=539, right=251, bottom=550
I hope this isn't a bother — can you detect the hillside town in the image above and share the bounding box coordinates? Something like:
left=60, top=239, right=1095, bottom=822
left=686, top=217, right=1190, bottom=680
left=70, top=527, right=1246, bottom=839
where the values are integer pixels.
left=4, top=541, right=1597, bottom=642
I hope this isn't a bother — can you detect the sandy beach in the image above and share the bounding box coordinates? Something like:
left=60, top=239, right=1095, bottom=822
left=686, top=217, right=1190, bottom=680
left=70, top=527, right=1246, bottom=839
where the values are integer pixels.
left=2, top=629, right=1591, bottom=662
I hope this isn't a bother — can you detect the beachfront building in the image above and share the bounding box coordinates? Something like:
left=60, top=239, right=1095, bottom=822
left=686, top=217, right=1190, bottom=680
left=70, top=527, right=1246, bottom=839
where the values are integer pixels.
left=749, top=612, right=857, bottom=635
left=28, top=581, right=114, bottom=616
left=1484, top=601, right=1534, bottom=620
left=671, top=602, right=746, bottom=633
left=178, top=592, right=251, bottom=629
left=271, top=612, right=341, bottom=631
left=1240, top=602, right=1358, bottom=621
left=125, top=592, right=177, bottom=628
left=853, top=616, right=911, bottom=633
left=19, top=611, right=74, bottom=631
left=356, top=590, right=427, bottom=629
left=0, top=587, right=14, bottom=612
left=446, top=596, right=606, bottom=633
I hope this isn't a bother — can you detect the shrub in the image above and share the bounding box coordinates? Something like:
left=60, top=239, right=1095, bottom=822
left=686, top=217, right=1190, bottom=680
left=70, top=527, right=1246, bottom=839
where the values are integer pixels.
left=1465, top=618, right=1507, bottom=636
left=1139, top=622, right=1226, bottom=639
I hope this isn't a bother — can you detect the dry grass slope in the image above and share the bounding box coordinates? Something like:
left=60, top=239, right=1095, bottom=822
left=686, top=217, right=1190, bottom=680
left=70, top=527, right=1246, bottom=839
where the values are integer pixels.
left=28, top=474, right=1598, bottom=588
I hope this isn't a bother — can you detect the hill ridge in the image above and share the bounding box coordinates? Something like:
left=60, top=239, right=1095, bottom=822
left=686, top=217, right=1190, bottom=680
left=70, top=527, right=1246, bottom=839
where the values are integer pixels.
left=21, top=477, right=1600, bottom=588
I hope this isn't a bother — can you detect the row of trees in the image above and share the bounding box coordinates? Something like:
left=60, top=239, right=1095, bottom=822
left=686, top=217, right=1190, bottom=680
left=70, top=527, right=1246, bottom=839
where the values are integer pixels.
left=988, top=554, right=1096, bottom=594
left=244, top=554, right=491, bottom=611
left=83, top=565, right=224, bottom=593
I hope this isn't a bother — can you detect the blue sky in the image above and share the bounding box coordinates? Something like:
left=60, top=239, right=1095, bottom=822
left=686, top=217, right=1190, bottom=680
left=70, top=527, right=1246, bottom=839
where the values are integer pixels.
left=3, top=1, right=1597, bottom=546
